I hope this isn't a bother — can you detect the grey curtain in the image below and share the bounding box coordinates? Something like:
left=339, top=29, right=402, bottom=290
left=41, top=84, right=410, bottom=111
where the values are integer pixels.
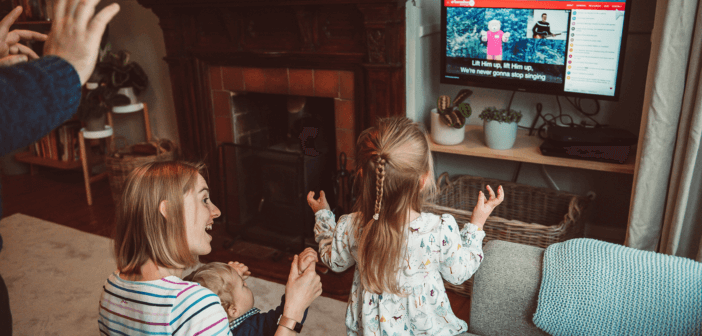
left=626, top=0, right=702, bottom=261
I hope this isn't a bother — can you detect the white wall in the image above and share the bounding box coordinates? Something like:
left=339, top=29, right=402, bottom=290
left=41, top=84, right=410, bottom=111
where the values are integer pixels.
left=99, top=0, right=178, bottom=146
left=406, top=0, right=657, bottom=242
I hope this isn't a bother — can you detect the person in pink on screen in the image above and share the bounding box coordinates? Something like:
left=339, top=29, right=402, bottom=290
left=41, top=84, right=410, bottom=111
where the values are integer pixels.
left=480, top=19, right=511, bottom=60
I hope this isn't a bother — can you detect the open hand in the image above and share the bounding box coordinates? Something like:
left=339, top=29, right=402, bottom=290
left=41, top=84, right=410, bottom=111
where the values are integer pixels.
left=44, top=0, right=120, bottom=85
left=470, top=185, right=504, bottom=229
left=307, top=190, right=330, bottom=213
left=0, top=7, right=48, bottom=66
left=298, top=247, right=318, bottom=274
left=228, top=261, right=251, bottom=280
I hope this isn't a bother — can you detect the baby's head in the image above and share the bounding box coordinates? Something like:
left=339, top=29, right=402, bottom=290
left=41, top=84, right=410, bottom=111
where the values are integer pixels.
left=488, top=20, right=501, bottom=32
left=184, top=262, right=254, bottom=321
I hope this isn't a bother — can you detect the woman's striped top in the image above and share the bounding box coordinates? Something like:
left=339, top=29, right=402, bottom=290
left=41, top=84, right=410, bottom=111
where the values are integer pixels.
left=98, top=271, right=232, bottom=336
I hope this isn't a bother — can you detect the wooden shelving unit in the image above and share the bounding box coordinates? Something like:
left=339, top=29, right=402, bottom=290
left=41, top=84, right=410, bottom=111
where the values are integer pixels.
left=430, top=125, right=636, bottom=175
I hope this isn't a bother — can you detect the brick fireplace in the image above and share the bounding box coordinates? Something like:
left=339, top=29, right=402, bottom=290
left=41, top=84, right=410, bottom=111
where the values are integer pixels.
left=209, top=67, right=357, bottom=169
left=137, top=0, right=407, bottom=247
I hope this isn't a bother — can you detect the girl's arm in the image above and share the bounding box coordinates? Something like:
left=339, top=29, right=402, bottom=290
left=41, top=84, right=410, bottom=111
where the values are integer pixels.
left=313, top=209, right=355, bottom=272
left=440, top=185, right=504, bottom=284
left=438, top=214, right=486, bottom=285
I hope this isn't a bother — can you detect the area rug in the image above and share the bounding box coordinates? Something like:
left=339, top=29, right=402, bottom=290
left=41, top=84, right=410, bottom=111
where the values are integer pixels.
left=0, top=214, right=347, bottom=335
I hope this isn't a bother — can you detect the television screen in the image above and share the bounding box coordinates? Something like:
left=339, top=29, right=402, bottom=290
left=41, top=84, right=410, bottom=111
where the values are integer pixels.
left=441, top=0, right=632, bottom=100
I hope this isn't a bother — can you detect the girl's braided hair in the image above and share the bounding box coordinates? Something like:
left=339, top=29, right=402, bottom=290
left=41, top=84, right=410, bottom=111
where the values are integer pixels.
left=352, top=117, right=436, bottom=294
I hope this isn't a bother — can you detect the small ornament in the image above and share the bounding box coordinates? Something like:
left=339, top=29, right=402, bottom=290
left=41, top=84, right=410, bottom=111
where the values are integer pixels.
left=373, top=213, right=379, bottom=220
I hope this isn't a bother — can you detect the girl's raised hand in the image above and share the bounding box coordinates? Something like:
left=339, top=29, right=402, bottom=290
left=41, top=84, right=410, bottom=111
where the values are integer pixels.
left=470, top=185, right=504, bottom=229
left=228, top=261, right=251, bottom=280
left=307, top=190, right=331, bottom=213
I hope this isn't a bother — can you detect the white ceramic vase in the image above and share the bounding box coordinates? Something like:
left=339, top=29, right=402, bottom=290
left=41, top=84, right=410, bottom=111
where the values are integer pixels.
left=430, top=108, right=465, bottom=145
left=483, top=120, right=518, bottom=150
left=118, top=87, right=138, bottom=104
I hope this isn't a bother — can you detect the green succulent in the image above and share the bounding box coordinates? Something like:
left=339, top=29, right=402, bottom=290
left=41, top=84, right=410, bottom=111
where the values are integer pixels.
left=478, top=107, right=523, bottom=124
left=436, top=89, right=473, bottom=129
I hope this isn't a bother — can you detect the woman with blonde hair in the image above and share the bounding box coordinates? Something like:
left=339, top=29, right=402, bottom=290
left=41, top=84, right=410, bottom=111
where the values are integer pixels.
left=99, top=161, right=321, bottom=336
left=307, top=117, right=504, bottom=335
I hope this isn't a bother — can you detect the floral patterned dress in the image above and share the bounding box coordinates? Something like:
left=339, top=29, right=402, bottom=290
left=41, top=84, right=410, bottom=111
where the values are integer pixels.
left=314, top=210, right=485, bottom=336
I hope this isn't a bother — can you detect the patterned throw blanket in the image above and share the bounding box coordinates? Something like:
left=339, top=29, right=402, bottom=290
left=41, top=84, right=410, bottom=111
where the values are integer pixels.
left=532, top=238, right=702, bottom=336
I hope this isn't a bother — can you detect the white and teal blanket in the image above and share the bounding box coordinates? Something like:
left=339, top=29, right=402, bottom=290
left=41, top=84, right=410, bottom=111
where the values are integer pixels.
left=533, top=238, right=702, bottom=336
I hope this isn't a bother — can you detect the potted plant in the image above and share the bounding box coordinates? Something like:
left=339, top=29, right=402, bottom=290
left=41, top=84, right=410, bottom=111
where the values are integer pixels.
left=431, top=89, right=473, bottom=145
left=478, top=106, right=523, bottom=150
left=77, top=50, right=149, bottom=131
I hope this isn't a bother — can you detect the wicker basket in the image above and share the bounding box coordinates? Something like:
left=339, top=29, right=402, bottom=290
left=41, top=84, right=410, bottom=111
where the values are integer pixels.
left=423, top=173, right=592, bottom=297
left=105, top=138, right=177, bottom=204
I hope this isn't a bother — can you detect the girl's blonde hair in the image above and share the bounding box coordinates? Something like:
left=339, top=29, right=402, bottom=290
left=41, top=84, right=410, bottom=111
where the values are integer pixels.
left=113, top=161, right=205, bottom=275
left=352, top=117, right=436, bottom=294
left=183, top=262, right=237, bottom=312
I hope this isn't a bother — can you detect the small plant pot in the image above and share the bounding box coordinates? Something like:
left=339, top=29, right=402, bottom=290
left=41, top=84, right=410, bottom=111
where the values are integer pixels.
left=117, top=87, right=138, bottom=105
left=431, top=108, right=465, bottom=145
left=483, top=120, right=518, bottom=150
left=85, top=114, right=107, bottom=132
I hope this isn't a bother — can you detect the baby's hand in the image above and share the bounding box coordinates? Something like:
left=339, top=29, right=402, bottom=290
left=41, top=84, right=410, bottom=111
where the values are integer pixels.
left=228, top=261, right=251, bottom=280
left=298, top=248, right=318, bottom=275
left=470, top=185, right=504, bottom=229
left=307, top=190, right=331, bottom=213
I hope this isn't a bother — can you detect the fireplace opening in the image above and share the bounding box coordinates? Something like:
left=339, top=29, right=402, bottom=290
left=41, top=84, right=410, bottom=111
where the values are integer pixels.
left=220, top=92, right=345, bottom=251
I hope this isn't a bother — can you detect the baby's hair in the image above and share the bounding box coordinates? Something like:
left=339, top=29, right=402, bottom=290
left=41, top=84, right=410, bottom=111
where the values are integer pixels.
left=183, top=262, right=238, bottom=310
left=352, top=117, right=436, bottom=295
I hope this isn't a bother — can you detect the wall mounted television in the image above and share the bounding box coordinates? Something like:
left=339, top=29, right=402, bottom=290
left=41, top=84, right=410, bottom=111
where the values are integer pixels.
left=441, top=0, right=633, bottom=101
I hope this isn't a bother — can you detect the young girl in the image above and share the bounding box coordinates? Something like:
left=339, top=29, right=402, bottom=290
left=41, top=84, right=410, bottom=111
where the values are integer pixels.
left=307, top=117, right=504, bottom=336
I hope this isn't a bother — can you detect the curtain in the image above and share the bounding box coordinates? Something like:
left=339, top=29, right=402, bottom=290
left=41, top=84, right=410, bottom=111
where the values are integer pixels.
left=626, top=0, right=702, bottom=261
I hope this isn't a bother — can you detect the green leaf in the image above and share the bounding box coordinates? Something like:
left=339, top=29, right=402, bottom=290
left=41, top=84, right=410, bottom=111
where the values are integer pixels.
left=457, top=103, right=472, bottom=118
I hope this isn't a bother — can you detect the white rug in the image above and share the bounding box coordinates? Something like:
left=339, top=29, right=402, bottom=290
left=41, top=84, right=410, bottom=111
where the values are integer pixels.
left=0, top=214, right=347, bottom=335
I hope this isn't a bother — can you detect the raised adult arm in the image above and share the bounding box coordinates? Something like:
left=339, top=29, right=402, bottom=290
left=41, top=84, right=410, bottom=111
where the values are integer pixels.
left=0, top=0, right=119, bottom=156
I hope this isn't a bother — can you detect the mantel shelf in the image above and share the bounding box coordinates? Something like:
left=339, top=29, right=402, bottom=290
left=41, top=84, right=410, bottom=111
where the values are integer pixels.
left=430, top=125, right=636, bottom=175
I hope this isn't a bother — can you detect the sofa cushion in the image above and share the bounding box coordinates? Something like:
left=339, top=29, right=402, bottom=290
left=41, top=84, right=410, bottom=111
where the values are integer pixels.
left=533, top=238, right=702, bottom=335
left=469, top=240, right=549, bottom=336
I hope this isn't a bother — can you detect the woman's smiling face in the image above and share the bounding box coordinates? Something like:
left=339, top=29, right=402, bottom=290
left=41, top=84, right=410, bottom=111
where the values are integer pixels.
left=183, top=173, right=221, bottom=256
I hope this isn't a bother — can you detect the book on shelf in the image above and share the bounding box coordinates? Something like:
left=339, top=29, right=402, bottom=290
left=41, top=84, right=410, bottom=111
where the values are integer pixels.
left=31, top=121, right=82, bottom=162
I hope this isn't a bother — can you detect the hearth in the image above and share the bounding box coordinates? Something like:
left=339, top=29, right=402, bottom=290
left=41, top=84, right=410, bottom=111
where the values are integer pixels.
left=220, top=93, right=337, bottom=251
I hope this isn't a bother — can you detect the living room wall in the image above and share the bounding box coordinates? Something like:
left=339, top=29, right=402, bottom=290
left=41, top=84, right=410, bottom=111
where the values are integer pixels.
left=99, top=0, right=178, bottom=146
left=406, top=0, right=658, bottom=242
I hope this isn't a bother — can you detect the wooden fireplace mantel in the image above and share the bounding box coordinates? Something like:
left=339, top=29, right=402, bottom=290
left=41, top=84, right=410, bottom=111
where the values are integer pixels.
left=137, top=0, right=406, bottom=201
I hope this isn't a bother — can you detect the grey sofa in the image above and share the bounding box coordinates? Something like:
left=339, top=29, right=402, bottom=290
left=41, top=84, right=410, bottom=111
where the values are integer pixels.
left=459, top=240, right=549, bottom=336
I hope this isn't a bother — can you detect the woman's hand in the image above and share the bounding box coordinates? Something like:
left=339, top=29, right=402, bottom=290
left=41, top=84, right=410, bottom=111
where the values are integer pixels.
left=470, top=185, right=504, bottom=229
left=228, top=261, right=251, bottom=280
left=307, top=190, right=331, bottom=213
left=283, top=255, right=322, bottom=322
left=43, top=0, right=120, bottom=85
left=0, top=7, right=48, bottom=66
left=298, top=248, right=318, bottom=274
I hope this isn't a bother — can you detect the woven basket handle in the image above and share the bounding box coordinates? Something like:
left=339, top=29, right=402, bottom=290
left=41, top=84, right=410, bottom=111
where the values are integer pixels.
left=436, top=172, right=452, bottom=190
left=563, top=191, right=596, bottom=224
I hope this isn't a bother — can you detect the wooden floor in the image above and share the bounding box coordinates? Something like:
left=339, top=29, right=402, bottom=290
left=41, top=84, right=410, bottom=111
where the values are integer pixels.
left=1, top=167, right=471, bottom=322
